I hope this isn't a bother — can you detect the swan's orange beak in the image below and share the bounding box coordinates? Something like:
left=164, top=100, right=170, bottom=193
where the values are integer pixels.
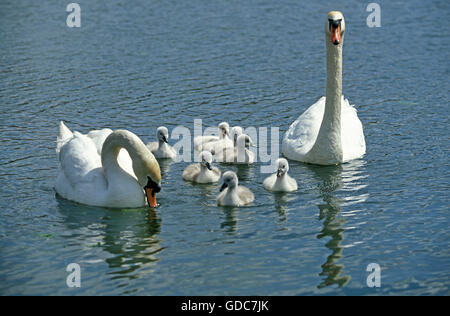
left=145, top=187, right=158, bottom=208
left=144, top=176, right=161, bottom=208
left=331, top=24, right=341, bottom=45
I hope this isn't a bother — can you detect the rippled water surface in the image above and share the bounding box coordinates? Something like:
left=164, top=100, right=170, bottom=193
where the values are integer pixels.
left=0, top=0, right=449, bottom=295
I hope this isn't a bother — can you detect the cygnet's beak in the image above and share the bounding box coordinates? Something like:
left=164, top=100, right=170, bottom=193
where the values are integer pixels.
left=162, top=135, right=169, bottom=144
left=219, top=182, right=228, bottom=192
left=277, top=168, right=283, bottom=178
left=144, top=176, right=161, bottom=208
left=206, top=162, right=212, bottom=171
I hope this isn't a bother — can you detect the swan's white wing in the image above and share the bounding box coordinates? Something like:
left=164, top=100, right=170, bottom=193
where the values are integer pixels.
left=282, top=97, right=325, bottom=161
left=58, top=132, right=102, bottom=185
left=87, top=128, right=113, bottom=155
left=57, top=131, right=106, bottom=202
left=182, top=163, right=201, bottom=181
left=282, top=96, right=365, bottom=163
left=56, top=122, right=73, bottom=156
left=237, top=186, right=255, bottom=205
left=341, top=98, right=366, bottom=162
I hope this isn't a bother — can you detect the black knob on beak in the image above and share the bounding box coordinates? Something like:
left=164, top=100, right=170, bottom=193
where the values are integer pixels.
left=145, top=176, right=161, bottom=193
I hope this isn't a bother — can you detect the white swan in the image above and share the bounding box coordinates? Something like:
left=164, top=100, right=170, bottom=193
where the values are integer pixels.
left=217, top=171, right=254, bottom=206
left=56, top=122, right=162, bottom=208
left=282, top=11, right=366, bottom=165
left=147, top=126, right=177, bottom=159
left=194, top=122, right=233, bottom=152
left=215, top=134, right=255, bottom=164
left=263, top=158, right=298, bottom=192
left=182, top=151, right=221, bottom=183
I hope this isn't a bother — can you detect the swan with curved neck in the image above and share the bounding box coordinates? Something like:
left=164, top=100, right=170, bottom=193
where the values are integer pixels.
left=56, top=122, right=161, bottom=208
left=282, top=11, right=366, bottom=165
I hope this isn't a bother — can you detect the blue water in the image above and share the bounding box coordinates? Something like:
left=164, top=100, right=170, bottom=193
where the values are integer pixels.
left=0, top=0, right=449, bottom=295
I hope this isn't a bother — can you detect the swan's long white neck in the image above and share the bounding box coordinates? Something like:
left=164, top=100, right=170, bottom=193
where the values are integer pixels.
left=325, top=40, right=343, bottom=127
left=305, top=36, right=344, bottom=164
left=101, top=131, right=147, bottom=186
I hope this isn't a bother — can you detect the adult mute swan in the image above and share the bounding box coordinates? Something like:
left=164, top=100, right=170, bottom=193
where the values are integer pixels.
left=56, top=122, right=162, bottom=208
left=217, top=171, right=254, bottom=207
left=263, top=158, right=298, bottom=192
left=282, top=11, right=366, bottom=165
left=182, top=151, right=221, bottom=183
left=147, top=126, right=177, bottom=159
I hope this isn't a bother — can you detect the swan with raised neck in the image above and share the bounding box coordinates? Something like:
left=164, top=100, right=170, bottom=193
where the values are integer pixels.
left=304, top=11, right=345, bottom=164
left=282, top=11, right=365, bottom=165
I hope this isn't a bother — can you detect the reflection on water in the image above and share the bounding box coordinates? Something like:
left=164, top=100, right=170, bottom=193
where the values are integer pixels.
left=56, top=196, right=163, bottom=282
left=317, top=200, right=350, bottom=288
left=234, top=164, right=256, bottom=182
left=308, top=161, right=368, bottom=289
left=273, top=192, right=297, bottom=222
left=220, top=207, right=238, bottom=235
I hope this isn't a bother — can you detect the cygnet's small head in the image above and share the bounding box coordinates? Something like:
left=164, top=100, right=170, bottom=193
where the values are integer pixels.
left=326, top=11, right=345, bottom=46
left=218, top=122, right=230, bottom=138
left=276, top=158, right=290, bottom=177
left=220, top=171, right=238, bottom=192
left=231, top=126, right=243, bottom=146
left=199, top=151, right=213, bottom=170
left=157, top=126, right=169, bottom=144
left=236, top=134, right=255, bottom=149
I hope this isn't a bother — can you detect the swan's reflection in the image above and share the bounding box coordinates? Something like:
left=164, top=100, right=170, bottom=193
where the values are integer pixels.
left=307, top=160, right=367, bottom=289
left=272, top=192, right=297, bottom=222
left=56, top=196, right=163, bottom=282
left=220, top=206, right=238, bottom=234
